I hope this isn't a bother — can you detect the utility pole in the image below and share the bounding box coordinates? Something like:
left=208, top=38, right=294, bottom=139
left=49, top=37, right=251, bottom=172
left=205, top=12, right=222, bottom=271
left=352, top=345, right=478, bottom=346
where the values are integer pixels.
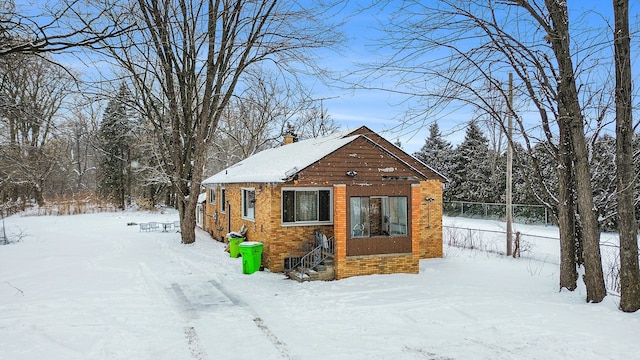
left=506, top=73, right=514, bottom=256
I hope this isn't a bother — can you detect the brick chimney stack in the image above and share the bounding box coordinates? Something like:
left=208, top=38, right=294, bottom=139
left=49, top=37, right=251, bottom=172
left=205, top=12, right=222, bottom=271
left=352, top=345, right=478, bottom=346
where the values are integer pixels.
left=282, top=123, right=298, bottom=145
left=284, top=134, right=295, bottom=145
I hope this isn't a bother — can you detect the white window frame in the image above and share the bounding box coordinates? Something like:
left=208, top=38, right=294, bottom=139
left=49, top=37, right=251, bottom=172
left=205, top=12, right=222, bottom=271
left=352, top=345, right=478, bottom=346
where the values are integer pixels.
left=220, top=187, right=226, bottom=213
left=196, top=204, right=203, bottom=227
left=209, top=187, right=216, bottom=204
left=281, top=187, right=333, bottom=226
left=350, top=195, right=408, bottom=238
left=242, top=188, right=256, bottom=221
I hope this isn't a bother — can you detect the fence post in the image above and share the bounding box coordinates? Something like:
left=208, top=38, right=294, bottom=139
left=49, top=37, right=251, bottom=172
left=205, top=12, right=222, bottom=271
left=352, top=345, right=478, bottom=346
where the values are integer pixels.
left=545, top=208, right=548, bottom=225
left=513, top=231, right=520, bottom=258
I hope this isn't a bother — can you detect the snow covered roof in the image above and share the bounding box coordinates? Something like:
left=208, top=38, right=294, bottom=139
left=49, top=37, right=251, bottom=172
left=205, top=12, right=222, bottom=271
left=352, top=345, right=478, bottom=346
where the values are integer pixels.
left=202, top=131, right=360, bottom=184
left=197, top=193, right=207, bottom=204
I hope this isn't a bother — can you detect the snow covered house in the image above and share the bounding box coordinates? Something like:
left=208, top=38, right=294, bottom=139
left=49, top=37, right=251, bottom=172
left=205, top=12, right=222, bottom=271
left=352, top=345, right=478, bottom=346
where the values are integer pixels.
left=202, top=126, right=445, bottom=280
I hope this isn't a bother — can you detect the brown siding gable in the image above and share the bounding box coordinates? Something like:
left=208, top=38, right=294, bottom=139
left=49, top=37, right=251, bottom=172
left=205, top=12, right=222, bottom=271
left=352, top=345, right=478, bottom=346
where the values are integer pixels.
left=346, top=126, right=448, bottom=182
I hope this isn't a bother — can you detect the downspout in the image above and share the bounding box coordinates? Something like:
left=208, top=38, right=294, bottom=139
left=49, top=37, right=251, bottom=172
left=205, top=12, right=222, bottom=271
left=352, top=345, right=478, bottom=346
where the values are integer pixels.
left=227, top=201, right=231, bottom=234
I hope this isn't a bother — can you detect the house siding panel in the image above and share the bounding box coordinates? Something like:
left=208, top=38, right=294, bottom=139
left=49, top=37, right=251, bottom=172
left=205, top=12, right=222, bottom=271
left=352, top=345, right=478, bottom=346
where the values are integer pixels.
left=418, top=180, right=443, bottom=259
left=347, top=127, right=447, bottom=182
left=295, top=137, right=423, bottom=185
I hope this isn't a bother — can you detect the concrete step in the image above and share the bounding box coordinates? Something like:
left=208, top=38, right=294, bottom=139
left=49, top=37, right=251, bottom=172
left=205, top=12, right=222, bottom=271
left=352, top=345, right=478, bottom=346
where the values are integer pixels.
left=287, top=263, right=335, bottom=282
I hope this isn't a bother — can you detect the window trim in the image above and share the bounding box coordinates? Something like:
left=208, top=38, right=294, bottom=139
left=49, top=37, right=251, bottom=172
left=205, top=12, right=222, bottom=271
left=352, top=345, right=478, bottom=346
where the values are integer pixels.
left=220, top=187, right=226, bottom=213
left=242, top=188, right=256, bottom=221
left=349, top=195, right=408, bottom=238
left=281, top=187, right=333, bottom=226
left=209, top=187, right=216, bottom=205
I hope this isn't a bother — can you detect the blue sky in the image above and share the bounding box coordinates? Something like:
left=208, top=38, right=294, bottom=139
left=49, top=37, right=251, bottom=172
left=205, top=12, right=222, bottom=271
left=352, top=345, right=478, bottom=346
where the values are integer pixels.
left=310, top=0, right=636, bottom=154
left=23, top=0, right=637, bottom=154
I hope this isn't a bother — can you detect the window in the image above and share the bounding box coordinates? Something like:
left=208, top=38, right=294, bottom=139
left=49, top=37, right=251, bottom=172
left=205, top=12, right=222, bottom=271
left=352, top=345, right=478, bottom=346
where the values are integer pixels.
left=196, top=204, right=203, bottom=226
left=350, top=196, right=408, bottom=238
left=242, top=188, right=255, bottom=220
left=220, top=188, right=226, bottom=213
left=282, top=188, right=332, bottom=224
left=209, top=187, right=216, bottom=204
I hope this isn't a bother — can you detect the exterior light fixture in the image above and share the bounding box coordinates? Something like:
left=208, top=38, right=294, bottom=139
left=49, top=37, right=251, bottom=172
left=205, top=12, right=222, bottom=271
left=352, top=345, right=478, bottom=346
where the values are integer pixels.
left=425, top=197, right=435, bottom=228
left=346, top=170, right=357, bottom=177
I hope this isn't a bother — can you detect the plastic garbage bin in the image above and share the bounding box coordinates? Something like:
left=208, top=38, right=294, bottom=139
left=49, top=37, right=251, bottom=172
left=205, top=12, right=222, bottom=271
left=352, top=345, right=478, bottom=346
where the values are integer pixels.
left=238, top=241, right=263, bottom=274
left=228, top=237, right=244, bottom=258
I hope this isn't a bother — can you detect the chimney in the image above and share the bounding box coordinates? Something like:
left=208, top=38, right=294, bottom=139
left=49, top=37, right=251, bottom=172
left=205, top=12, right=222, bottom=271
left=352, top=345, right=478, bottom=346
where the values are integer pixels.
left=284, top=134, right=295, bottom=145
left=282, top=123, right=298, bottom=145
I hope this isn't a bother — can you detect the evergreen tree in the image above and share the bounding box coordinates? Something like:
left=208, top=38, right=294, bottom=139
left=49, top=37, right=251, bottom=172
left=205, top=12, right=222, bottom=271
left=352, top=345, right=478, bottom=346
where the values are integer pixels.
left=447, top=120, right=493, bottom=203
left=97, top=84, right=135, bottom=209
left=591, top=134, right=617, bottom=230
left=413, top=121, right=453, bottom=178
left=510, top=142, right=538, bottom=205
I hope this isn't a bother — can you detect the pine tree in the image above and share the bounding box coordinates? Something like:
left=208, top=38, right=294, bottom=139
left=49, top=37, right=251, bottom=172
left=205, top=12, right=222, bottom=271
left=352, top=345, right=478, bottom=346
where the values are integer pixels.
left=448, top=121, right=493, bottom=203
left=591, top=135, right=617, bottom=230
left=97, top=84, right=135, bottom=210
left=413, top=121, right=453, bottom=178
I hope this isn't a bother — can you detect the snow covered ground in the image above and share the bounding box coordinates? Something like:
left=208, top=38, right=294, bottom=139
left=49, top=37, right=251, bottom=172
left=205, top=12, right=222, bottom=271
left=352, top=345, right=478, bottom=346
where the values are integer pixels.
left=1, top=210, right=639, bottom=360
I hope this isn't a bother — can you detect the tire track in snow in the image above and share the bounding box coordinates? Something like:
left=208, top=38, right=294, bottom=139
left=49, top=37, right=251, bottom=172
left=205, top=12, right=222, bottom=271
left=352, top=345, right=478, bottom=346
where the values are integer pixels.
left=184, top=326, right=208, bottom=360
left=153, top=239, right=291, bottom=359
left=209, top=280, right=293, bottom=359
left=140, top=263, right=210, bottom=360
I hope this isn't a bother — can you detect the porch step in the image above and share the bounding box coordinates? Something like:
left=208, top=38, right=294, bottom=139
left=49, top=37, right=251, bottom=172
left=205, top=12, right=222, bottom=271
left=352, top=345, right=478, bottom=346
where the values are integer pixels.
left=287, top=264, right=335, bottom=282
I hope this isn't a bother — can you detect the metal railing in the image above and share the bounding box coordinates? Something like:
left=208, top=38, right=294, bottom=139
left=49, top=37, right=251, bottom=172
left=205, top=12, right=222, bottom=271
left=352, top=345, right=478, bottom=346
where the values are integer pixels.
left=284, top=230, right=334, bottom=281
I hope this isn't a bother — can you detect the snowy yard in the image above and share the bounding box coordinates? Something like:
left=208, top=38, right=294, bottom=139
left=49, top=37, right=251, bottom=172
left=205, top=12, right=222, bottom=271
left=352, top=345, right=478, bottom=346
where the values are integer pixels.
left=1, top=210, right=639, bottom=360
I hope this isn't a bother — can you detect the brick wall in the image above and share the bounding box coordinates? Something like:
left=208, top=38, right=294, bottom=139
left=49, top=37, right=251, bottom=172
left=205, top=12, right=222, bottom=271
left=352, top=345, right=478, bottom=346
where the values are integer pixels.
left=418, top=180, right=443, bottom=258
left=334, top=183, right=420, bottom=279
left=336, top=254, right=419, bottom=279
left=205, top=179, right=441, bottom=279
left=207, top=183, right=335, bottom=273
left=204, top=187, right=226, bottom=241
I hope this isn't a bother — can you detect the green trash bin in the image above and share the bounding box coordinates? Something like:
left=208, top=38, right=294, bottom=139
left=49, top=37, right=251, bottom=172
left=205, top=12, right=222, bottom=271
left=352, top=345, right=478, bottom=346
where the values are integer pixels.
left=238, top=241, right=263, bottom=274
left=228, top=237, right=244, bottom=258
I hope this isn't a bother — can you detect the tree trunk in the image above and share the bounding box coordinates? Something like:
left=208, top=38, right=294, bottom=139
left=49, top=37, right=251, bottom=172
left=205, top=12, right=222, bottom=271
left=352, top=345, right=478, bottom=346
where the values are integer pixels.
left=546, top=0, right=606, bottom=302
left=613, top=0, right=640, bottom=312
left=34, top=182, right=45, bottom=206
left=567, top=113, right=606, bottom=303
left=179, top=159, right=206, bottom=245
left=557, top=121, right=577, bottom=291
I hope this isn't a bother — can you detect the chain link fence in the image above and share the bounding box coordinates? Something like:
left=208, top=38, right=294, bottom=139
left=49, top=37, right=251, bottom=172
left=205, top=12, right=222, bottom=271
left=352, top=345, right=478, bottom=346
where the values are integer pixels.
left=443, top=225, right=622, bottom=295
left=444, top=201, right=550, bottom=225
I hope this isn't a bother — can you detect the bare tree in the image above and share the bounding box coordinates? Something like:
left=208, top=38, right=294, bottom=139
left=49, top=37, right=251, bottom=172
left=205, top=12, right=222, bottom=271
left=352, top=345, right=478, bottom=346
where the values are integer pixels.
left=363, top=0, right=610, bottom=300
left=99, top=0, right=341, bottom=244
left=295, top=99, right=340, bottom=139
left=206, top=70, right=340, bottom=178
left=209, top=71, right=299, bottom=173
left=0, top=0, right=130, bottom=56
left=520, top=0, right=607, bottom=303
left=613, top=0, right=640, bottom=312
left=61, top=101, right=101, bottom=194
left=0, top=53, right=75, bottom=205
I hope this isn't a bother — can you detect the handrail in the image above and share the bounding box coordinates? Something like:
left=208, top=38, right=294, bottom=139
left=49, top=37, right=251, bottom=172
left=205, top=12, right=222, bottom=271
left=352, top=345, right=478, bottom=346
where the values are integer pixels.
left=284, top=239, right=316, bottom=272
left=284, top=231, right=334, bottom=278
